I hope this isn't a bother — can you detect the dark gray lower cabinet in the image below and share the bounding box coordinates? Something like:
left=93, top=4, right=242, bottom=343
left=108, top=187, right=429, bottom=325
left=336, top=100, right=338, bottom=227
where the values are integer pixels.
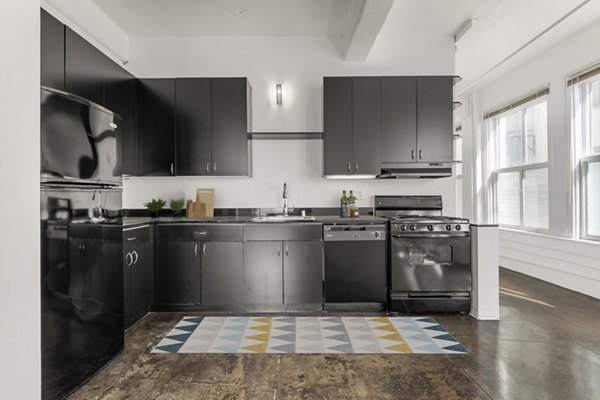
left=202, top=242, right=244, bottom=305
left=123, top=225, right=153, bottom=328
left=244, top=240, right=323, bottom=308
left=155, top=241, right=201, bottom=307
left=244, top=241, right=283, bottom=305
left=283, top=241, right=323, bottom=305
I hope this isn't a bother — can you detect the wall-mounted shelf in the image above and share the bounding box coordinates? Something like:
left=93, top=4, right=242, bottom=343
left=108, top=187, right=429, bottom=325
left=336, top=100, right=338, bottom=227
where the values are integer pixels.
left=249, top=132, right=323, bottom=140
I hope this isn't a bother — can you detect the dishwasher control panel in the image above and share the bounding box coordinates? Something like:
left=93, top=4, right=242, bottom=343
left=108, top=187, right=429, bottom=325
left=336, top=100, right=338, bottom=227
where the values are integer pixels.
left=323, top=224, right=387, bottom=241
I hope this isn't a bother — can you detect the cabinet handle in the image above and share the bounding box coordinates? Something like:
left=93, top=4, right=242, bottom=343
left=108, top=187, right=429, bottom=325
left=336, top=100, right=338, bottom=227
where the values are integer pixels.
left=194, top=244, right=198, bottom=256
left=170, top=162, right=174, bottom=175
left=213, top=162, right=217, bottom=173
left=354, top=162, right=358, bottom=172
left=277, top=245, right=281, bottom=256
left=81, top=243, right=85, bottom=254
left=206, top=162, right=210, bottom=174
left=203, top=243, right=207, bottom=256
left=132, top=250, right=138, bottom=265
left=125, top=252, right=133, bottom=266
left=347, top=162, right=351, bottom=173
left=285, top=244, right=289, bottom=256
left=411, top=150, right=415, bottom=160
left=127, top=236, right=136, bottom=241
left=419, top=150, right=422, bottom=160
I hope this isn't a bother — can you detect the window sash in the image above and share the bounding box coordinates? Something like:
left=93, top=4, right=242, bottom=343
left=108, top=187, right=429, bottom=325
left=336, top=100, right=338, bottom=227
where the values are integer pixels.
left=580, top=155, right=600, bottom=241
left=493, top=163, right=549, bottom=233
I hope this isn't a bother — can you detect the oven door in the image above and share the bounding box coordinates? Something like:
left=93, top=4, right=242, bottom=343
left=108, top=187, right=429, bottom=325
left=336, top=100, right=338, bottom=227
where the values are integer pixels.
left=390, top=233, right=471, bottom=293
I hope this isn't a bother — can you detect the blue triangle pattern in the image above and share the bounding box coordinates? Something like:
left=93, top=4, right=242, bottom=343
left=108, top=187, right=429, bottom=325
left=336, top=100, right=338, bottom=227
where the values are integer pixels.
left=224, top=324, right=248, bottom=332
left=413, top=343, right=442, bottom=353
left=183, top=316, right=204, bottom=324
left=176, top=324, right=198, bottom=333
left=220, top=333, right=245, bottom=342
left=443, top=343, right=468, bottom=353
left=156, top=342, right=184, bottom=353
left=166, top=333, right=192, bottom=343
left=414, top=317, right=436, bottom=323
left=432, top=333, right=458, bottom=342
left=423, top=324, right=446, bottom=332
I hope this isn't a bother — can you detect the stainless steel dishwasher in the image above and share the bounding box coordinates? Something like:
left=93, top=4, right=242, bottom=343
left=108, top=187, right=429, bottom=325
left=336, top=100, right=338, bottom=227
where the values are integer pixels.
left=323, top=224, right=387, bottom=311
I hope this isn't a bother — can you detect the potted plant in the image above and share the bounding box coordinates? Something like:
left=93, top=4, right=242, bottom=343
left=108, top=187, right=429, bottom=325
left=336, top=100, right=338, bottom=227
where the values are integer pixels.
left=170, top=198, right=185, bottom=217
left=144, top=198, right=166, bottom=219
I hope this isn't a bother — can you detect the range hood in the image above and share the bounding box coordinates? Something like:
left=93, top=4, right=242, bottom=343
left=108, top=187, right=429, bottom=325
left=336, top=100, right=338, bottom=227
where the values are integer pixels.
left=377, top=162, right=453, bottom=179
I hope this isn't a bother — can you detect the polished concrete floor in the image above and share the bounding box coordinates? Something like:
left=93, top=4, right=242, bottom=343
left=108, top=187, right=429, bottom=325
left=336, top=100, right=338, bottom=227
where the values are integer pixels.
left=70, top=268, right=600, bottom=400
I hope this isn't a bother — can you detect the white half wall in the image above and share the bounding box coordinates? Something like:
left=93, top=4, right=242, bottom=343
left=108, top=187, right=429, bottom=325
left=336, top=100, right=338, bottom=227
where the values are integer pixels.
left=124, top=140, right=458, bottom=214
left=0, top=1, right=41, bottom=398
left=466, top=20, right=600, bottom=299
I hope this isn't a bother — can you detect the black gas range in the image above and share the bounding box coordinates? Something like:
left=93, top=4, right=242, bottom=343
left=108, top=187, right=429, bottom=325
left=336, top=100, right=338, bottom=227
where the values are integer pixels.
left=374, top=196, right=472, bottom=313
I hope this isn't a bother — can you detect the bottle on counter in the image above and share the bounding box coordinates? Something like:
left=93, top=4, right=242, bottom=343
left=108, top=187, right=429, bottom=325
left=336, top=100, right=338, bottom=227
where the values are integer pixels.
left=348, top=190, right=359, bottom=218
left=340, top=190, right=349, bottom=217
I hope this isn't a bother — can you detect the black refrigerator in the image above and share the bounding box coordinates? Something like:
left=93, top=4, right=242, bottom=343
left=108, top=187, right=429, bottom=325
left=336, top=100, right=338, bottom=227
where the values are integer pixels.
left=40, top=87, right=124, bottom=400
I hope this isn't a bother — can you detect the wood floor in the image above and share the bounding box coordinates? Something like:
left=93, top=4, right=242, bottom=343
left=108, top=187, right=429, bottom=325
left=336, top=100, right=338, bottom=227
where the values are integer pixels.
left=69, top=268, right=600, bottom=400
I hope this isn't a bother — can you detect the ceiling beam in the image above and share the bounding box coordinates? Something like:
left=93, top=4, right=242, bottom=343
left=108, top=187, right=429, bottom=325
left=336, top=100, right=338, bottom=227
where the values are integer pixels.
left=343, top=0, right=394, bottom=61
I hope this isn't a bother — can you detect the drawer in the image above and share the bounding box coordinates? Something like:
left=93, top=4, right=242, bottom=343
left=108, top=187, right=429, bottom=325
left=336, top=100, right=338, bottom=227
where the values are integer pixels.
left=244, top=223, right=322, bottom=241
left=123, top=224, right=152, bottom=243
left=157, top=223, right=244, bottom=242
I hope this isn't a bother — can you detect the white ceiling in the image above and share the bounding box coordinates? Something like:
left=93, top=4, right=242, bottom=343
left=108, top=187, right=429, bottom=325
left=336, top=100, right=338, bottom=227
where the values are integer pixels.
left=90, top=0, right=358, bottom=37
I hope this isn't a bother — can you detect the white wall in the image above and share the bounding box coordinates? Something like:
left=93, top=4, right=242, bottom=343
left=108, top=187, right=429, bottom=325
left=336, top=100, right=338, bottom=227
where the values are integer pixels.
left=0, top=1, right=41, bottom=398
left=124, top=140, right=457, bottom=214
left=124, top=34, right=457, bottom=210
left=465, top=20, right=600, bottom=299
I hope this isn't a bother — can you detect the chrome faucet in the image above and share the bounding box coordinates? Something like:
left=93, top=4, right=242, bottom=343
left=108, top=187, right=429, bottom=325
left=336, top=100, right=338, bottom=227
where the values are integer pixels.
left=282, top=182, right=288, bottom=216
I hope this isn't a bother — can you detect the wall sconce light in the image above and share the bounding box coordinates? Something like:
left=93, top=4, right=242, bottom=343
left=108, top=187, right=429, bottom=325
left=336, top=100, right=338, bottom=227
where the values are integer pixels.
left=276, top=84, right=283, bottom=106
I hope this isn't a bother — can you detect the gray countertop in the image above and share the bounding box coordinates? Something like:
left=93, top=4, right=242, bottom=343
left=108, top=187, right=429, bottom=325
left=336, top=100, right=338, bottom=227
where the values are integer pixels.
left=123, top=215, right=387, bottom=228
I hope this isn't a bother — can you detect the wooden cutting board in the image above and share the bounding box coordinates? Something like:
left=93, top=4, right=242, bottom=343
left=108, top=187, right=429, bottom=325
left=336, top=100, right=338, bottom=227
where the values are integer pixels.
left=196, top=189, right=214, bottom=217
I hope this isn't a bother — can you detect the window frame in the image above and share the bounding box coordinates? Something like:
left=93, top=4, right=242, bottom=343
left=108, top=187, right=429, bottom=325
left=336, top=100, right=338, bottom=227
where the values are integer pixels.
left=488, top=96, right=550, bottom=233
left=580, top=154, right=600, bottom=241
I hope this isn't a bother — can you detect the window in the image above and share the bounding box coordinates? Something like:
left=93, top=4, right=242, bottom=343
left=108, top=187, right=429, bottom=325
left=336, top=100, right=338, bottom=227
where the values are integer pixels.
left=571, top=72, right=600, bottom=240
left=486, top=89, right=549, bottom=231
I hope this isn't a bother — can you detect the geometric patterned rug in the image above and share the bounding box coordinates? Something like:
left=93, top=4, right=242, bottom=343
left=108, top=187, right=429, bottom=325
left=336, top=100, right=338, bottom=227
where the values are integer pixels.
left=152, top=316, right=467, bottom=354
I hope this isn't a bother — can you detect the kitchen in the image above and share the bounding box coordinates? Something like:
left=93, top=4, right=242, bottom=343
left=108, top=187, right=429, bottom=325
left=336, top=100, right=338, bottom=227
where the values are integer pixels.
left=3, top=2, right=594, bottom=397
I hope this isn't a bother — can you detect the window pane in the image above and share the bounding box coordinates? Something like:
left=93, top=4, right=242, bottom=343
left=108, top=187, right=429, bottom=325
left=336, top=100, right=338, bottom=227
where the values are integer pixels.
left=497, top=172, right=521, bottom=226
left=525, top=102, right=548, bottom=163
left=523, top=168, right=549, bottom=229
left=586, top=161, right=600, bottom=236
left=497, top=111, right=523, bottom=168
left=591, top=80, right=600, bottom=154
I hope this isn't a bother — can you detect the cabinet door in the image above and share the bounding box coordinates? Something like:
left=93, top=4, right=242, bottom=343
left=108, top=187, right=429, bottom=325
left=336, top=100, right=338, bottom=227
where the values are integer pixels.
left=202, top=242, right=244, bottom=305
left=381, top=77, right=417, bottom=163
left=104, top=66, right=137, bottom=176
left=323, top=77, right=353, bottom=175
left=133, top=235, right=154, bottom=316
left=211, top=78, right=249, bottom=176
left=64, top=27, right=105, bottom=105
left=137, top=79, right=176, bottom=176
left=155, top=241, right=200, bottom=306
left=123, top=244, right=135, bottom=327
left=41, top=9, right=64, bottom=90
left=416, top=76, right=453, bottom=162
left=176, top=78, right=212, bottom=175
left=352, top=77, right=381, bottom=175
left=283, top=241, right=323, bottom=305
left=244, top=241, right=283, bottom=304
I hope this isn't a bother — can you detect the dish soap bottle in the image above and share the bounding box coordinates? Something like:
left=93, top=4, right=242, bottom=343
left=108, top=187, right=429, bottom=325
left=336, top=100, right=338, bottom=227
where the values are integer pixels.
left=340, top=190, right=349, bottom=217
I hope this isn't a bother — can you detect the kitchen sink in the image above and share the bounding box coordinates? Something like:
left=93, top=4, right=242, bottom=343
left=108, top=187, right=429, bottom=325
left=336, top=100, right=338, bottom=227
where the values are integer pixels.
left=251, top=215, right=316, bottom=223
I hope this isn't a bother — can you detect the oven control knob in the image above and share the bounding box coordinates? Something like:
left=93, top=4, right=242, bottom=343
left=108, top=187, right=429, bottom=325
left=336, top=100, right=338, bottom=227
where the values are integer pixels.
left=455, top=225, right=462, bottom=231
left=427, top=224, right=434, bottom=231
left=446, top=224, right=452, bottom=231
left=400, top=224, right=407, bottom=231
left=409, top=224, right=416, bottom=231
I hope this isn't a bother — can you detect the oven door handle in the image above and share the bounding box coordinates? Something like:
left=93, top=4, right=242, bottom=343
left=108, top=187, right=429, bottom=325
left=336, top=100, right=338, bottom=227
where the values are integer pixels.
left=391, top=233, right=470, bottom=239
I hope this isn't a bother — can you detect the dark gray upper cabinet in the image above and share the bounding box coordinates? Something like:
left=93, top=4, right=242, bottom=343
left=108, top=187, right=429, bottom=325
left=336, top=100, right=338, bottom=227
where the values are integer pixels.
left=41, top=9, right=64, bottom=91
left=416, top=76, right=453, bottom=162
left=323, top=77, right=381, bottom=176
left=323, top=77, right=353, bottom=175
left=352, top=77, right=381, bottom=174
left=64, top=27, right=106, bottom=105
left=137, top=79, right=176, bottom=176
left=381, top=77, right=417, bottom=163
left=176, top=78, right=212, bottom=176
left=211, top=78, right=251, bottom=176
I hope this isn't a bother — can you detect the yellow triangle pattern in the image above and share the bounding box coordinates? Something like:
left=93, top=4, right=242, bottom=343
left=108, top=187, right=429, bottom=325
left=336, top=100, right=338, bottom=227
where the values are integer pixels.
left=249, top=324, right=272, bottom=333
left=370, top=318, right=413, bottom=354
left=240, top=342, right=268, bottom=353
left=245, top=333, right=270, bottom=342
left=373, top=325, right=398, bottom=332
left=370, top=317, right=391, bottom=323
left=385, top=343, right=413, bottom=353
